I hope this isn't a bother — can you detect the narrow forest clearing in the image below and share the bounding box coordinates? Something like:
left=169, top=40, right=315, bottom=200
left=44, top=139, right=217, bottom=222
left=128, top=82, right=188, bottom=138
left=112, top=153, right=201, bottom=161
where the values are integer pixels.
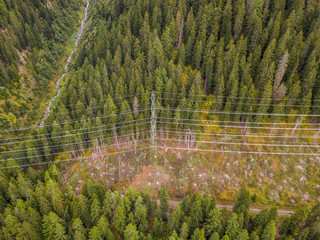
left=60, top=134, right=320, bottom=207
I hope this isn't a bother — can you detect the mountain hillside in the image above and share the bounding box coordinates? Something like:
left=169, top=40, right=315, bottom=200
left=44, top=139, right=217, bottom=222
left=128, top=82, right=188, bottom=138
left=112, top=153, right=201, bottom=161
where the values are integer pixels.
left=1, top=1, right=320, bottom=239
left=47, top=0, right=320, bottom=130
left=0, top=0, right=83, bottom=128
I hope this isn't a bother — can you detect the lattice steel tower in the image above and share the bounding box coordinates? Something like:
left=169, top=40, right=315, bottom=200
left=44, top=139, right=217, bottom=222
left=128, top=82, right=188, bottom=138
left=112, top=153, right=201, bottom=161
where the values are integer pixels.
left=151, top=91, right=158, bottom=184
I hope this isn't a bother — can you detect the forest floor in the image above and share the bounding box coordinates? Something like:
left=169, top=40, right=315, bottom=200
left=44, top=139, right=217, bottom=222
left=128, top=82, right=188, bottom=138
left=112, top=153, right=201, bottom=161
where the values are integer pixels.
left=61, top=148, right=294, bottom=216
left=61, top=134, right=320, bottom=209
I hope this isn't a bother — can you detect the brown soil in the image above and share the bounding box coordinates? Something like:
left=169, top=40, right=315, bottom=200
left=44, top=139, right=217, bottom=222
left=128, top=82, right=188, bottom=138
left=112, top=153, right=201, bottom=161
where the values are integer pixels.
left=131, top=165, right=170, bottom=193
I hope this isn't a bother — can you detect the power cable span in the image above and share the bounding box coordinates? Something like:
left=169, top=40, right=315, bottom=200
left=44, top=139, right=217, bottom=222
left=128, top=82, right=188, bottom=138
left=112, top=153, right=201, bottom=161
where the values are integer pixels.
left=156, top=130, right=320, bottom=145
left=157, top=129, right=320, bottom=139
left=160, top=107, right=320, bottom=117
left=15, top=95, right=149, bottom=121
left=1, top=108, right=150, bottom=133
left=158, top=97, right=320, bottom=108
left=2, top=131, right=150, bottom=154
left=155, top=91, right=320, bottom=102
left=158, top=138, right=320, bottom=148
left=1, top=121, right=150, bottom=146
left=11, top=92, right=149, bottom=116
left=157, top=117, right=320, bottom=126
left=0, top=147, right=152, bottom=170
left=159, top=146, right=320, bottom=156
left=157, top=121, right=320, bottom=131
left=4, top=118, right=150, bottom=141
left=1, top=139, right=150, bottom=162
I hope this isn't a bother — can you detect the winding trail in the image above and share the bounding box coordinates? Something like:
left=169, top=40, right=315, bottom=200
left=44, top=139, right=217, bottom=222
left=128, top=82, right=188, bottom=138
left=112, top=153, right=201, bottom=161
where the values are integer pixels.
left=157, top=200, right=294, bottom=216
left=38, top=0, right=90, bottom=129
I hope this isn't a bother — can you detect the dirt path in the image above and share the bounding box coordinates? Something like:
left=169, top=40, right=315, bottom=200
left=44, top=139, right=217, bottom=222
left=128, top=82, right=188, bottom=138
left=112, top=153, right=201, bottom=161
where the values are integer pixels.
left=37, top=0, right=90, bottom=129
left=160, top=200, right=294, bottom=216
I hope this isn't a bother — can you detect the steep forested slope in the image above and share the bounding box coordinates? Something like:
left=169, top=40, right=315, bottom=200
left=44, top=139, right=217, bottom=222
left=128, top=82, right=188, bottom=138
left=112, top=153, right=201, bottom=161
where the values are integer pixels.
left=46, top=0, right=320, bottom=134
left=68, top=0, right=320, bottom=113
left=1, top=1, right=320, bottom=238
left=1, top=0, right=320, bottom=201
left=0, top=0, right=83, bottom=128
left=3, top=0, right=320, bottom=132
left=1, top=0, right=320, bottom=218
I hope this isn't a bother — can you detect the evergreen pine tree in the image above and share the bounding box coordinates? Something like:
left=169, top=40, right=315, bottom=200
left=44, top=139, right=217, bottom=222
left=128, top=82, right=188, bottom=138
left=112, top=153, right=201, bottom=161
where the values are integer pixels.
left=204, top=207, right=222, bottom=237
left=209, top=232, right=220, bottom=240
left=42, top=212, right=68, bottom=240
left=153, top=217, right=164, bottom=239
left=159, top=187, right=169, bottom=221
left=261, top=220, right=276, bottom=240
left=225, top=213, right=240, bottom=240
left=88, top=226, right=102, bottom=240
left=180, top=222, right=189, bottom=240
left=114, top=204, right=127, bottom=234
left=124, top=224, right=140, bottom=240
left=192, top=228, right=206, bottom=240
left=90, top=196, right=102, bottom=226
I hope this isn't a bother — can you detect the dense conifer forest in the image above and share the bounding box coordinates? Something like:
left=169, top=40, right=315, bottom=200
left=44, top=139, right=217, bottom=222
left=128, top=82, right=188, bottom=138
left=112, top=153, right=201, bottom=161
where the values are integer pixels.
left=0, top=0, right=82, bottom=126
left=1, top=0, right=320, bottom=239
left=1, top=165, right=320, bottom=239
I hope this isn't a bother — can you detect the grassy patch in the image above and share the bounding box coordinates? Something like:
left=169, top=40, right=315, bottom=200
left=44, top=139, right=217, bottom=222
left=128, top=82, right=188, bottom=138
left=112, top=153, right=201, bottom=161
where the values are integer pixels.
left=60, top=128, right=320, bottom=207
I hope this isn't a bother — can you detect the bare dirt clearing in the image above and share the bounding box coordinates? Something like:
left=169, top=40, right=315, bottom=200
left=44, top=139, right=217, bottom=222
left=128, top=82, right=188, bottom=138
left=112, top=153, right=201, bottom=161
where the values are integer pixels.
left=131, top=165, right=170, bottom=195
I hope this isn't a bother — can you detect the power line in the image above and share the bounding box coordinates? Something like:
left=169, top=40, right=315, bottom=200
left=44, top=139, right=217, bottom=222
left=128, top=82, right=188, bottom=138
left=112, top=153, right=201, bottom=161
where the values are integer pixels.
left=156, top=129, right=320, bottom=139
left=4, top=118, right=150, bottom=141
left=158, top=97, right=320, bottom=108
left=0, top=147, right=152, bottom=170
left=156, top=130, right=319, bottom=144
left=157, top=117, right=320, bottom=126
left=1, top=121, right=150, bottom=146
left=158, top=146, right=320, bottom=156
left=158, top=138, right=320, bottom=148
left=3, top=91, right=320, bottom=172
left=157, top=121, right=320, bottom=131
left=2, top=108, right=148, bottom=133
left=1, top=131, right=150, bottom=154
left=9, top=92, right=149, bottom=116
left=1, top=108, right=150, bottom=133
left=4, top=127, right=317, bottom=156
left=16, top=103, right=128, bottom=122
left=155, top=91, right=320, bottom=102
left=160, top=107, right=320, bottom=117
left=1, top=139, right=150, bottom=163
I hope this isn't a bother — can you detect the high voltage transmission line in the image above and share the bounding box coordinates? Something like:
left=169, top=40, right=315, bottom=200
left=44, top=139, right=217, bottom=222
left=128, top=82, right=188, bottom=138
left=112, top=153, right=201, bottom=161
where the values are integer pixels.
left=158, top=146, right=320, bottom=156
left=0, top=147, right=152, bottom=170
left=2, top=131, right=151, bottom=154
left=155, top=91, right=320, bottom=102
left=156, top=130, right=320, bottom=144
left=160, top=107, right=320, bottom=117
left=6, top=128, right=317, bottom=157
left=158, top=138, right=320, bottom=148
left=1, top=139, right=150, bottom=163
left=4, top=118, right=150, bottom=141
left=16, top=104, right=138, bottom=121
left=158, top=97, right=320, bottom=108
left=157, top=117, right=320, bottom=126
left=157, top=129, right=320, bottom=139
left=157, top=121, right=320, bottom=131
left=1, top=122, right=150, bottom=146
left=1, top=92, right=320, bottom=170
left=4, top=125, right=320, bottom=165
left=0, top=108, right=151, bottom=133
left=10, top=92, right=149, bottom=116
